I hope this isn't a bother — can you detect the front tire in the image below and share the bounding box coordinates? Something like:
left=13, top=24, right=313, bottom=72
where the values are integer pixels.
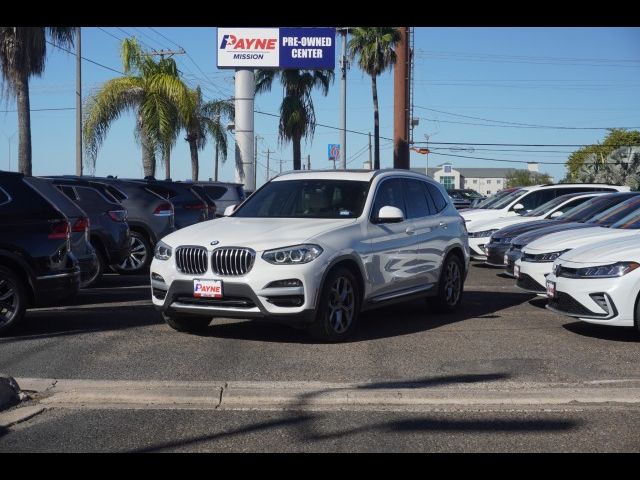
left=162, top=312, right=211, bottom=333
left=308, top=267, right=360, bottom=342
left=428, top=254, right=464, bottom=313
left=115, top=231, right=151, bottom=275
left=0, top=266, right=28, bottom=335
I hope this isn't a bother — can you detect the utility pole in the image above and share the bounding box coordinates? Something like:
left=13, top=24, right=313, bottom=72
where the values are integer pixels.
left=337, top=27, right=349, bottom=170
left=307, top=154, right=311, bottom=171
left=393, top=27, right=410, bottom=170
left=235, top=69, right=255, bottom=191
left=143, top=48, right=186, bottom=58
left=263, top=149, right=274, bottom=181
left=76, top=26, right=82, bottom=176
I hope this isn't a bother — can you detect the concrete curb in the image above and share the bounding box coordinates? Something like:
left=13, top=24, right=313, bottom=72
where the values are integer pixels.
left=0, top=374, right=22, bottom=411
left=15, top=377, right=640, bottom=412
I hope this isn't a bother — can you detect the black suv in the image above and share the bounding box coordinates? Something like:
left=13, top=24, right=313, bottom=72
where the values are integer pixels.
left=44, top=177, right=131, bottom=285
left=0, top=171, right=81, bottom=334
left=194, top=181, right=246, bottom=217
left=85, top=177, right=176, bottom=274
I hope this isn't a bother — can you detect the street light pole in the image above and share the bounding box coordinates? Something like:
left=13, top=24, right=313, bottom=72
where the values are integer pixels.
left=337, top=27, right=349, bottom=170
left=4, top=131, right=16, bottom=171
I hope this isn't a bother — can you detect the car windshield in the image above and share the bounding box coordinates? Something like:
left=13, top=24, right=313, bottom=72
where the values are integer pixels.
left=610, top=209, right=640, bottom=229
left=232, top=179, right=370, bottom=219
left=474, top=191, right=507, bottom=208
left=522, top=195, right=569, bottom=217
left=560, top=195, right=616, bottom=222
left=586, top=196, right=640, bottom=227
left=484, top=189, right=525, bottom=210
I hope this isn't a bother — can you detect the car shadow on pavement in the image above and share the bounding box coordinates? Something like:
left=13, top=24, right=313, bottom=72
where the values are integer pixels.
left=197, top=290, right=536, bottom=344
left=0, top=305, right=161, bottom=341
left=562, top=321, right=640, bottom=343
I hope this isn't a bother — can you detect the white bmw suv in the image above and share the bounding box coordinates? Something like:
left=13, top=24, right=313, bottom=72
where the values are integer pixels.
left=150, top=169, right=470, bottom=342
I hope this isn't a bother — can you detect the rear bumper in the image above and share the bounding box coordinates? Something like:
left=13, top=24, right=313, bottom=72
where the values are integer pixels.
left=34, top=268, right=81, bottom=305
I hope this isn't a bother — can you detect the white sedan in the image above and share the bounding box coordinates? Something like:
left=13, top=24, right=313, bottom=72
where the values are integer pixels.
left=545, top=235, right=640, bottom=330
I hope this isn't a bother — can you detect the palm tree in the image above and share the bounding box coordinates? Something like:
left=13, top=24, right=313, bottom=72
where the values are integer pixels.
left=255, top=69, right=334, bottom=170
left=0, top=27, right=75, bottom=176
left=184, top=86, right=234, bottom=181
left=348, top=27, right=401, bottom=170
left=83, top=38, right=192, bottom=177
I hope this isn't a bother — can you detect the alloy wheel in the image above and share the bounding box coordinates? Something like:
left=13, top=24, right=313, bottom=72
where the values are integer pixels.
left=0, top=277, right=19, bottom=328
left=444, top=260, right=462, bottom=306
left=118, top=235, right=148, bottom=271
left=327, top=276, right=355, bottom=334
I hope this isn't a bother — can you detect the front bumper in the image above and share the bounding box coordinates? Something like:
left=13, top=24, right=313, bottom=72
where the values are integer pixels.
left=515, top=259, right=550, bottom=294
left=484, top=243, right=510, bottom=267
left=150, top=253, right=325, bottom=325
left=468, top=236, right=490, bottom=260
left=544, top=271, right=637, bottom=327
left=504, top=249, right=523, bottom=277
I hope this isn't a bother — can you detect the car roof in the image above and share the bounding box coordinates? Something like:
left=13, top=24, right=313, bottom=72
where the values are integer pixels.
left=271, top=168, right=433, bottom=183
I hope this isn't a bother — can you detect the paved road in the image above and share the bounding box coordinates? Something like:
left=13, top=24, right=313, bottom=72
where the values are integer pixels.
left=2, top=263, right=639, bottom=452
left=1, top=264, right=638, bottom=384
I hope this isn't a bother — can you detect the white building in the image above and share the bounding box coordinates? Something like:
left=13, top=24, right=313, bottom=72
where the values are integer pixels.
left=412, top=164, right=519, bottom=196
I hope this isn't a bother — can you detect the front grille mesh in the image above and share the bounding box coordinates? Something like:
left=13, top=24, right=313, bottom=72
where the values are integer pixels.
left=516, top=273, right=545, bottom=293
left=211, top=247, right=255, bottom=276
left=176, top=246, right=208, bottom=275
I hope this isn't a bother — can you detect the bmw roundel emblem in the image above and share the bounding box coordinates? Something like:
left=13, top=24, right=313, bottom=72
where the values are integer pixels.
left=210, top=240, right=220, bottom=246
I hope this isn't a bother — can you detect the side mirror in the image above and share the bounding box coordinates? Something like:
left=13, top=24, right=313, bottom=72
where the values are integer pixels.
left=512, top=203, right=525, bottom=212
left=376, top=206, right=404, bottom=223
left=223, top=204, right=237, bottom=217
left=550, top=210, right=563, bottom=218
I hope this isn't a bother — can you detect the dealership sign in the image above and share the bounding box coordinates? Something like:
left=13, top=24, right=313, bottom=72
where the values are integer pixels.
left=217, top=28, right=335, bottom=69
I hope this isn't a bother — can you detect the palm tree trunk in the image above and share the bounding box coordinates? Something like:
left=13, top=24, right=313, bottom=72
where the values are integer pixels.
left=293, top=135, right=302, bottom=170
left=163, top=148, right=171, bottom=180
left=189, top=139, right=199, bottom=181
left=16, top=72, right=32, bottom=176
left=371, top=74, right=380, bottom=170
left=138, top=113, right=155, bottom=178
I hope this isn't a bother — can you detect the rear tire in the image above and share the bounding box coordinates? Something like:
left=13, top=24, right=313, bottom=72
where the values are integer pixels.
left=115, top=231, right=151, bottom=275
left=162, top=312, right=211, bottom=333
left=428, top=254, right=464, bottom=313
left=0, top=266, right=28, bottom=335
left=308, top=267, right=360, bottom=342
left=81, top=249, right=103, bottom=288
left=634, top=291, right=640, bottom=334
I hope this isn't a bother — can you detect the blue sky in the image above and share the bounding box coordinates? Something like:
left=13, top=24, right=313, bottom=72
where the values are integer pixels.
left=1, top=27, right=639, bottom=185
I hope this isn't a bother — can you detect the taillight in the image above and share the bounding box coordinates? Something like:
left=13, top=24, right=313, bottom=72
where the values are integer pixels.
left=49, top=220, right=70, bottom=239
left=153, top=202, right=173, bottom=217
left=72, top=217, right=90, bottom=232
left=108, top=210, right=128, bottom=222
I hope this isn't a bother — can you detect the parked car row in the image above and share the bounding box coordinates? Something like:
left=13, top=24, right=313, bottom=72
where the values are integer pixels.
left=0, top=170, right=245, bottom=334
left=464, top=188, right=640, bottom=332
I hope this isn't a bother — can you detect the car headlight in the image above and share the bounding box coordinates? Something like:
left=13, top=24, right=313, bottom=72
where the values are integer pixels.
left=262, top=244, right=323, bottom=265
left=154, top=240, right=172, bottom=261
left=469, top=229, right=498, bottom=238
left=524, top=249, right=570, bottom=263
left=571, top=262, right=640, bottom=279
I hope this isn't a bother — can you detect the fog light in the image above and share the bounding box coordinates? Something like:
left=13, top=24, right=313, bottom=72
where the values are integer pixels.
left=151, top=273, right=165, bottom=283
left=265, top=279, right=303, bottom=288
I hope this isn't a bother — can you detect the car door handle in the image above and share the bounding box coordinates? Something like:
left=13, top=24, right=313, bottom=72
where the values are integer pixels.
left=439, top=222, right=447, bottom=229
left=405, top=227, right=415, bottom=235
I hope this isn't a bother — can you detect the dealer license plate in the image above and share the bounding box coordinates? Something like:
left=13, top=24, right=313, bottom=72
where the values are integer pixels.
left=193, top=279, right=223, bottom=298
left=546, top=280, right=556, bottom=299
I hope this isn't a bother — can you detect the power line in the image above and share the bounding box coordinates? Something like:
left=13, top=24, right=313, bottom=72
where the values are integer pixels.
left=46, top=40, right=124, bottom=75
left=0, top=107, right=74, bottom=113
left=113, top=27, right=155, bottom=52
left=413, top=141, right=640, bottom=148
left=96, top=27, right=124, bottom=43
left=418, top=116, right=640, bottom=130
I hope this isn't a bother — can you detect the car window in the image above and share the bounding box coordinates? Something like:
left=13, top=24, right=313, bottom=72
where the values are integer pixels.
left=424, top=182, right=447, bottom=213
left=555, top=196, right=591, bottom=214
left=371, top=178, right=406, bottom=220
left=24, top=177, right=85, bottom=218
left=145, top=184, right=178, bottom=199
left=404, top=179, right=432, bottom=219
left=100, top=184, right=127, bottom=202
left=561, top=194, right=633, bottom=222
left=587, top=196, right=640, bottom=226
left=0, top=187, right=10, bottom=206
left=202, top=185, right=228, bottom=200
left=234, top=179, right=369, bottom=219
left=74, top=186, right=119, bottom=209
left=517, top=189, right=556, bottom=211
left=58, top=185, right=78, bottom=201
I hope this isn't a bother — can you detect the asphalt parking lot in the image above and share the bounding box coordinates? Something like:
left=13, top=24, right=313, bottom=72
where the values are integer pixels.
left=2, top=262, right=640, bottom=452
left=2, top=262, right=639, bottom=383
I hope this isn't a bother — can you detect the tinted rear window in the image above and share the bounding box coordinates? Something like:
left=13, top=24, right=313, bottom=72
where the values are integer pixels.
left=24, top=177, right=85, bottom=218
left=145, top=185, right=179, bottom=199
left=202, top=185, right=228, bottom=200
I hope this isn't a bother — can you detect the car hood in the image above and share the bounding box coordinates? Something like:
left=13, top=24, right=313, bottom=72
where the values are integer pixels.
left=160, top=216, right=358, bottom=252
left=511, top=222, right=592, bottom=247
left=559, top=236, right=640, bottom=264
left=469, top=214, right=544, bottom=234
left=523, top=226, right=639, bottom=253
left=491, top=219, right=554, bottom=240
left=461, top=208, right=514, bottom=223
